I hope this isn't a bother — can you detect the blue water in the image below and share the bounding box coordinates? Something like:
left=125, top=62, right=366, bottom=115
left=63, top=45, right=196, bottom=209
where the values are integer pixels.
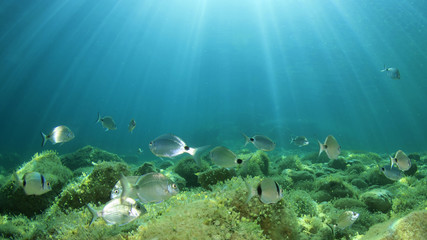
left=1, top=0, right=426, bottom=163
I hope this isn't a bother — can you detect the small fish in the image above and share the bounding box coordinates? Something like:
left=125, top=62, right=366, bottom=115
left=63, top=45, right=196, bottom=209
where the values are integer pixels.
left=13, top=172, right=51, bottom=195
left=336, top=211, right=359, bottom=229
left=149, top=134, right=208, bottom=165
left=246, top=178, right=283, bottom=204
left=121, top=172, right=179, bottom=204
left=41, top=125, right=75, bottom=147
left=290, top=136, right=309, bottom=147
left=243, top=134, right=276, bottom=151
left=209, top=146, right=244, bottom=168
left=111, top=176, right=140, bottom=200
left=128, top=119, right=136, bottom=133
left=381, top=66, right=400, bottom=79
left=86, top=197, right=146, bottom=226
left=390, top=150, right=411, bottom=171
left=137, top=148, right=143, bottom=154
left=96, top=113, right=117, bottom=131
left=381, top=165, right=403, bottom=181
left=318, top=135, right=341, bottom=160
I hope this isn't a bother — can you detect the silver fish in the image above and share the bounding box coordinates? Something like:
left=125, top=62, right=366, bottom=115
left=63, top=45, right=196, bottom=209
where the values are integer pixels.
left=86, top=197, right=145, bottom=226
left=13, top=172, right=51, bottom=195
left=246, top=178, right=283, bottom=204
left=381, top=66, right=400, bottom=79
left=318, top=135, right=341, bottom=160
left=96, top=113, right=117, bottom=131
left=210, top=146, right=244, bottom=168
left=128, top=119, right=136, bottom=133
left=41, top=125, right=74, bottom=146
left=243, top=134, right=276, bottom=151
left=381, top=165, right=403, bottom=181
left=149, top=134, right=208, bottom=165
left=336, top=211, right=359, bottom=229
left=390, top=150, right=411, bottom=171
left=121, top=172, right=179, bottom=204
left=111, top=176, right=140, bottom=200
left=290, top=136, right=309, bottom=147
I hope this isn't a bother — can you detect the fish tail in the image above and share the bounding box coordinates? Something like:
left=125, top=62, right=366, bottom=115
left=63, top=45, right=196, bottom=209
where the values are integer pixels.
left=318, top=140, right=325, bottom=157
left=389, top=155, right=395, bottom=168
left=244, top=180, right=255, bottom=204
left=189, top=145, right=210, bottom=166
left=12, top=171, right=22, bottom=190
left=96, top=112, right=101, bottom=123
left=380, top=65, right=386, bottom=72
left=290, top=137, right=294, bottom=144
left=242, top=133, right=250, bottom=147
left=41, top=132, right=47, bottom=147
left=86, top=204, right=98, bottom=226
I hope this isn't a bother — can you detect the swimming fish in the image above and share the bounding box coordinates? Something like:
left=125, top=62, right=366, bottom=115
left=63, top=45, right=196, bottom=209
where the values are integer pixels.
left=111, top=176, right=139, bottom=200
left=149, top=134, right=208, bottom=165
left=86, top=197, right=146, bottom=226
left=290, top=136, right=309, bottom=147
left=120, top=172, right=179, bottom=204
left=128, top=119, right=136, bottom=133
left=243, top=134, right=276, bottom=151
left=137, top=148, right=143, bottom=154
left=209, top=146, right=244, bottom=168
left=336, top=211, right=359, bottom=229
left=13, top=172, right=51, bottom=195
left=96, top=113, right=117, bottom=131
left=318, top=135, right=341, bottom=160
left=246, top=178, right=283, bottom=204
left=390, top=150, right=411, bottom=171
left=381, top=165, right=403, bottom=181
left=381, top=66, right=400, bottom=79
left=41, top=125, right=75, bottom=147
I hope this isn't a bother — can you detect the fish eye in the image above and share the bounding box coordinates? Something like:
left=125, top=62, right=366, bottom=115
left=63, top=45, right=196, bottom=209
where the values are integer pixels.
left=250, top=138, right=254, bottom=141
left=47, top=182, right=50, bottom=186
left=236, top=159, right=243, bottom=164
left=114, top=189, right=119, bottom=193
left=172, top=183, right=177, bottom=189
left=184, top=146, right=190, bottom=151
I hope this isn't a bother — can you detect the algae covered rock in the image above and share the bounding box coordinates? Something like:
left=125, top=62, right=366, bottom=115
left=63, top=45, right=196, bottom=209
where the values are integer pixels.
left=238, top=150, right=269, bottom=177
left=55, top=161, right=130, bottom=210
left=284, top=169, right=315, bottom=182
left=133, top=162, right=158, bottom=176
left=360, top=189, right=392, bottom=213
left=317, top=179, right=356, bottom=201
left=333, top=198, right=367, bottom=209
left=60, top=145, right=124, bottom=171
left=198, top=168, right=236, bottom=190
left=0, top=150, right=72, bottom=217
left=328, top=158, right=347, bottom=170
left=351, top=178, right=368, bottom=189
left=174, top=157, right=207, bottom=187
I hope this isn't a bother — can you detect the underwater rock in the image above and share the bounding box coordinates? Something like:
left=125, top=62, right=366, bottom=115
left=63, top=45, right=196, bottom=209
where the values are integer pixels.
left=317, top=179, right=356, bottom=200
left=0, top=151, right=72, bottom=217
left=158, top=160, right=174, bottom=169
left=133, top=162, right=158, bottom=176
left=60, top=145, right=124, bottom=171
left=351, top=178, right=369, bottom=189
left=198, top=168, right=236, bottom=190
left=55, top=161, right=130, bottom=210
left=327, top=158, right=347, bottom=170
left=365, top=167, right=395, bottom=186
left=284, top=169, right=315, bottom=182
left=276, top=154, right=300, bottom=172
left=362, top=210, right=427, bottom=240
left=174, top=157, right=208, bottom=187
left=288, top=190, right=318, bottom=217
left=333, top=198, right=367, bottom=209
left=360, top=189, right=392, bottom=213
left=404, top=162, right=417, bottom=176
left=238, top=150, right=269, bottom=177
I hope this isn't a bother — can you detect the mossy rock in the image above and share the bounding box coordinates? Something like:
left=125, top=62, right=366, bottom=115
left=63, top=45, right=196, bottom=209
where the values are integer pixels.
left=238, top=150, right=269, bottom=177
left=351, top=178, right=368, bottom=189
left=333, top=198, right=367, bottom=209
left=317, top=179, right=356, bottom=200
left=133, top=162, right=158, bottom=176
left=360, top=189, right=392, bottom=213
left=327, top=158, right=347, bottom=170
left=0, top=151, right=72, bottom=217
left=364, top=167, right=395, bottom=186
left=174, top=157, right=208, bottom=187
left=55, top=161, right=130, bottom=210
left=198, top=168, right=236, bottom=190
left=288, top=190, right=318, bottom=217
left=60, top=145, right=124, bottom=171
left=285, top=169, right=315, bottom=182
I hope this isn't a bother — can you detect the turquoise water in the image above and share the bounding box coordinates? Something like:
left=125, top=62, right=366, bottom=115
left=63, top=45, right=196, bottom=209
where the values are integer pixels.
left=1, top=1, right=426, bottom=162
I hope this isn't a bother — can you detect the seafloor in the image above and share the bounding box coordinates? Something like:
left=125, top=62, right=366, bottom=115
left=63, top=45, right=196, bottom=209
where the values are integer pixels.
left=0, top=146, right=426, bottom=240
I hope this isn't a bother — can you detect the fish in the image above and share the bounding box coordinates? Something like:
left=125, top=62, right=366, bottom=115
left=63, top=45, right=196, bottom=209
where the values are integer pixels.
left=381, top=165, right=403, bottom=181
left=243, top=134, right=276, bottom=151
left=128, top=119, right=136, bottom=133
left=336, top=211, right=359, bottom=229
left=290, top=136, right=309, bottom=147
left=86, top=197, right=146, bottom=226
left=390, top=150, right=411, bottom=171
left=96, top=113, right=117, bottom=131
left=318, top=135, right=341, bottom=160
left=111, top=176, right=140, bottom=200
left=149, top=134, right=208, bottom=165
left=137, top=148, right=143, bottom=154
left=381, top=66, right=400, bottom=79
left=120, top=172, right=179, bottom=204
left=246, top=178, right=283, bottom=204
left=209, top=146, right=244, bottom=168
left=41, top=125, right=75, bottom=147
left=13, top=172, right=51, bottom=195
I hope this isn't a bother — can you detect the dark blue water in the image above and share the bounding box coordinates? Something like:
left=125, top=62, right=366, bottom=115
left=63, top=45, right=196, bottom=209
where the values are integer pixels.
left=1, top=0, right=426, bottom=164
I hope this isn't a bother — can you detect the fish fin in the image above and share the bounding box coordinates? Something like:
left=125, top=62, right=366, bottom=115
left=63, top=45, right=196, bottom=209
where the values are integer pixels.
left=244, top=180, right=255, bottom=204
left=389, top=155, right=395, bottom=168
left=189, top=145, right=210, bottom=166
left=242, top=133, right=250, bottom=147
left=318, top=140, right=325, bottom=157
left=120, top=174, right=131, bottom=204
left=86, top=204, right=99, bottom=226
left=96, top=112, right=101, bottom=123
left=12, top=171, right=22, bottom=190
left=41, top=132, right=47, bottom=147
left=136, top=193, right=149, bottom=204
